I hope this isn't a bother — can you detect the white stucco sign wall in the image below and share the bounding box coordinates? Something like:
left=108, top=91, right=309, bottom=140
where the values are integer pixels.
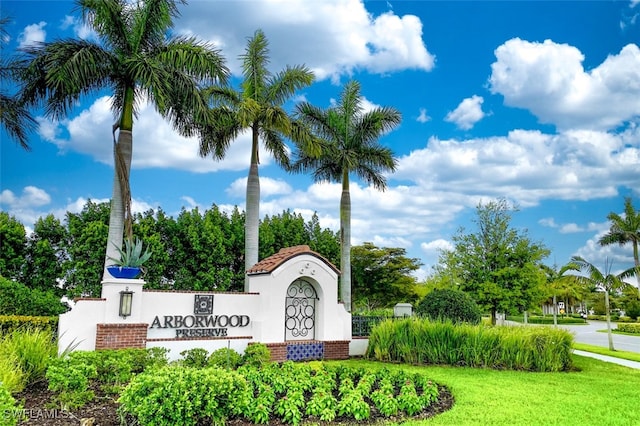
left=58, top=245, right=352, bottom=361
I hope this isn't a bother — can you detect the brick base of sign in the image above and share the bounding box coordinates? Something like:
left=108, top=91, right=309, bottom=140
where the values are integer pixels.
left=95, top=323, right=148, bottom=350
left=264, top=340, right=350, bottom=362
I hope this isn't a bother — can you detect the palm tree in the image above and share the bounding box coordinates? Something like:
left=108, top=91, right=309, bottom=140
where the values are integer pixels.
left=571, top=256, right=636, bottom=350
left=599, top=197, right=640, bottom=297
left=1, top=16, right=37, bottom=150
left=541, top=262, right=586, bottom=326
left=20, top=0, right=228, bottom=281
left=198, top=29, right=315, bottom=289
left=292, top=80, right=401, bottom=312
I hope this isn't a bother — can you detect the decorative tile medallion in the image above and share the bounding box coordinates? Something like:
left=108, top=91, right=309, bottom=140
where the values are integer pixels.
left=194, top=294, right=214, bottom=315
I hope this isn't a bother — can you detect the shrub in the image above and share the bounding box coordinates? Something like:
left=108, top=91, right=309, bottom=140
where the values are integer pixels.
left=209, top=347, right=242, bottom=370
left=118, top=366, right=251, bottom=426
left=416, top=289, right=481, bottom=324
left=46, top=348, right=169, bottom=408
left=0, top=315, right=58, bottom=335
left=242, top=343, right=271, bottom=367
left=0, top=381, right=22, bottom=425
left=617, top=323, right=640, bottom=334
left=625, top=300, right=640, bottom=320
left=46, top=355, right=98, bottom=409
left=180, top=348, right=209, bottom=368
left=0, top=277, right=68, bottom=316
left=366, top=318, right=573, bottom=372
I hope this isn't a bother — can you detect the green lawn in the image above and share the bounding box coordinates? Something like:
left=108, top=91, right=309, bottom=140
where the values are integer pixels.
left=345, top=355, right=640, bottom=425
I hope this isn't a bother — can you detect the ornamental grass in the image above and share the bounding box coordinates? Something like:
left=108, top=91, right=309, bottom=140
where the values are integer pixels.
left=366, top=318, right=573, bottom=372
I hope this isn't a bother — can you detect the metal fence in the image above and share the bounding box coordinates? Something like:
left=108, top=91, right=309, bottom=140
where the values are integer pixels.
left=351, top=315, right=391, bottom=337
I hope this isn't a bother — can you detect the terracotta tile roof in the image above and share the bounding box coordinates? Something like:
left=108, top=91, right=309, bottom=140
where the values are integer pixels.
left=246, top=245, right=339, bottom=275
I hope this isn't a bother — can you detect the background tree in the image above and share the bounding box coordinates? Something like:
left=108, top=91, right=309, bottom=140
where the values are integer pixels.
left=22, top=214, right=68, bottom=295
left=351, top=243, right=422, bottom=310
left=198, top=29, right=315, bottom=289
left=259, top=210, right=310, bottom=260
left=1, top=205, right=342, bottom=297
left=0, top=16, right=37, bottom=150
left=21, top=0, right=228, bottom=280
left=0, top=212, right=27, bottom=280
left=439, top=199, right=549, bottom=324
left=305, top=213, right=341, bottom=269
left=292, top=80, right=401, bottom=311
left=599, top=197, right=640, bottom=297
left=63, top=201, right=110, bottom=297
left=571, top=256, right=637, bottom=350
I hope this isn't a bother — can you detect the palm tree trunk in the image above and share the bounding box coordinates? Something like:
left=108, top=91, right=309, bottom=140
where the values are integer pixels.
left=633, top=241, right=640, bottom=298
left=103, top=129, right=132, bottom=282
left=604, top=289, right=614, bottom=351
left=340, top=171, right=351, bottom=312
left=103, top=87, right=134, bottom=283
left=244, top=126, right=260, bottom=291
left=552, top=294, right=558, bottom=326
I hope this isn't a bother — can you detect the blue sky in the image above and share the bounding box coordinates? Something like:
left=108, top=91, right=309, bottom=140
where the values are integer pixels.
left=1, top=0, right=639, bottom=281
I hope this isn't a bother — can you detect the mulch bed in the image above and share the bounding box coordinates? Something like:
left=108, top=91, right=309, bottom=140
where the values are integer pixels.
left=15, top=383, right=454, bottom=425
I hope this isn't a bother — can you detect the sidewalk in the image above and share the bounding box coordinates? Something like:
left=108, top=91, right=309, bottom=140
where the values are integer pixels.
left=573, top=349, right=640, bottom=369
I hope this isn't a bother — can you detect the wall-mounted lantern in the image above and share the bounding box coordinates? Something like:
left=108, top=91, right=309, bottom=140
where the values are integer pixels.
left=119, top=287, right=133, bottom=318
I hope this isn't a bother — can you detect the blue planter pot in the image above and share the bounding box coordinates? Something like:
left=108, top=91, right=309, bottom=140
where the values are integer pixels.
left=107, top=266, right=141, bottom=279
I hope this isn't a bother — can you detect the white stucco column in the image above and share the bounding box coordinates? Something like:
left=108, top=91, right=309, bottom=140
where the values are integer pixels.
left=101, top=278, right=145, bottom=323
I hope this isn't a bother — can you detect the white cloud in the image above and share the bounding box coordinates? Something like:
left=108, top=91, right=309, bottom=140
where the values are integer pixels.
left=421, top=239, right=453, bottom=254
left=18, top=21, right=46, bottom=48
left=489, top=38, right=640, bottom=131
left=445, top=95, right=485, bottom=130
left=394, top=128, right=639, bottom=208
left=226, top=177, right=293, bottom=199
left=0, top=186, right=55, bottom=229
left=539, top=217, right=558, bottom=228
left=0, top=186, right=50, bottom=209
left=36, top=96, right=268, bottom=173
left=176, top=0, right=435, bottom=81
left=416, top=108, right=431, bottom=123
left=59, top=15, right=95, bottom=40
left=574, top=230, right=638, bottom=279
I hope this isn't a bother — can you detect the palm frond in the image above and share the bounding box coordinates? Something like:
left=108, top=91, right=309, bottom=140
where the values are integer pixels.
left=0, top=93, right=37, bottom=150
left=261, top=127, right=290, bottom=168
left=241, top=29, right=270, bottom=100
left=156, top=36, right=229, bottom=85
left=21, top=39, right=114, bottom=120
left=267, top=64, right=314, bottom=104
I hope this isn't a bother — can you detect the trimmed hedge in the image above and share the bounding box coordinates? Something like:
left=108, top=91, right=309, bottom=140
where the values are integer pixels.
left=617, top=323, right=640, bottom=334
left=0, top=315, right=58, bottom=335
left=507, top=315, right=587, bottom=325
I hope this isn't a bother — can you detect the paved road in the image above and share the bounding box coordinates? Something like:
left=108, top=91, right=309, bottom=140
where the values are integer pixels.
left=506, top=320, right=640, bottom=369
left=556, top=320, right=640, bottom=353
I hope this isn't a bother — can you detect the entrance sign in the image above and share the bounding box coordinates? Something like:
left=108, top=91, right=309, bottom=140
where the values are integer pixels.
left=58, top=246, right=352, bottom=361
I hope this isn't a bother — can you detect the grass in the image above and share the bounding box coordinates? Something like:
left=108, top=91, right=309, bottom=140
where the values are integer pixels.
left=0, top=328, right=57, bottom=392
left=573, top=342, right=640, bottom=363
left=345, top=355, right=640, bottom=425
